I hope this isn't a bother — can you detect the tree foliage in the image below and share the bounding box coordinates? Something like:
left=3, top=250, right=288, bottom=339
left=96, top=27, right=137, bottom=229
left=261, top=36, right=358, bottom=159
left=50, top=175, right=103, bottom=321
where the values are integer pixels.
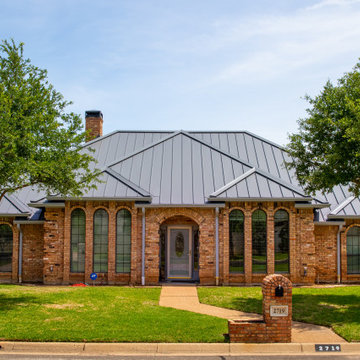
left=286, top=60, right=360, bottom=196
left=0, top=39, right=100, bottom=201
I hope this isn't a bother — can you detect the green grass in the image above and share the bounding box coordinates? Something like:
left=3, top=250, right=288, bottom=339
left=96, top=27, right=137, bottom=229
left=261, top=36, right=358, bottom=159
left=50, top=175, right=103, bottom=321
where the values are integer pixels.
left=0, top=285, right=227, bottom=343
left=198, top=286, right=360, bottom=342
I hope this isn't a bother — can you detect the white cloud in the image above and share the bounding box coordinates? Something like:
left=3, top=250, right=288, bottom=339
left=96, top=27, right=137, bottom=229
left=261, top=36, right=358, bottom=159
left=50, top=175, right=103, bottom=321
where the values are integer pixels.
left=207, top=1, right=360, bottom=84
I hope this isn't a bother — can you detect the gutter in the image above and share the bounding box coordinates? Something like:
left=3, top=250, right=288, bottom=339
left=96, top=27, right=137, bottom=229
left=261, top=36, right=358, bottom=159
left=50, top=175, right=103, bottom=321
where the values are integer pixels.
left=141, top=207, right=146, bottom=286
left=215, top=207, right=219, bottom=286
left=17, top=224, right=23, bottom=284
left=337, top=224, right=343, bottom=284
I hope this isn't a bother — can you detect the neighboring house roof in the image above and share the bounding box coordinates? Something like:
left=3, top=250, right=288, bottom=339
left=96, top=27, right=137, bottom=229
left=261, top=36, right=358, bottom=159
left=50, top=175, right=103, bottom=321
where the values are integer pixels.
left=1, top=128, right=359, bottom=222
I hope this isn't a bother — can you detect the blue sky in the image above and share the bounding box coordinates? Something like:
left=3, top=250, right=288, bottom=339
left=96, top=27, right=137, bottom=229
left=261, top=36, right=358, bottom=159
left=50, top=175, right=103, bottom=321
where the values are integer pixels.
left=1, top=0, right=360, bottom=145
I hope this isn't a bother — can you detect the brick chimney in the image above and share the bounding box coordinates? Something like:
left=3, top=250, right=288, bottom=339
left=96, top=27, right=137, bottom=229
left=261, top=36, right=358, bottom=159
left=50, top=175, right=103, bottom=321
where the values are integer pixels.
left=85, top=110, right=103, bottom=141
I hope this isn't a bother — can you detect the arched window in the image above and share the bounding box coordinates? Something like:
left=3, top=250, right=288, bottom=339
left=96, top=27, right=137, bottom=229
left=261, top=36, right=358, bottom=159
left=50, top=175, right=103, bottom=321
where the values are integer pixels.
left=347, top=226, right=360, bottom=274
left=0, top=224, right=12, bottom=272
left=274, top=210, right=289, bottom=273
left=93, top=209, right=108, bottom=273
left=116, top=209, right=131, bottom=273
left=252, top=209, right=267, bottom=273
left=70, top=209, right=86, bottom=273
left=229, top=210, right=244, bottom=273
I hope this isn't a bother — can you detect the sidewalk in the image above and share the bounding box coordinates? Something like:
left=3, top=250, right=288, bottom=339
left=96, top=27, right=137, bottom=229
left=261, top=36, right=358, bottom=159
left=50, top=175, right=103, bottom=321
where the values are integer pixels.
left=159, top=285, right=346, bottom=344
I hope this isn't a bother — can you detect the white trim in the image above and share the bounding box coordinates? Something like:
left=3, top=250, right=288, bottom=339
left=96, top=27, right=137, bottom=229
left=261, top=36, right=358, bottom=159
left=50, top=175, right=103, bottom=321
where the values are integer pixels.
left=167, top=226, right=192, bottom=280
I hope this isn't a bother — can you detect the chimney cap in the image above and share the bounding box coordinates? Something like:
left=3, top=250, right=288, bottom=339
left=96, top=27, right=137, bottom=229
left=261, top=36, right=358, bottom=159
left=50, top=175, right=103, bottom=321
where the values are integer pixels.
left=85, top=110, right=103, bottom=119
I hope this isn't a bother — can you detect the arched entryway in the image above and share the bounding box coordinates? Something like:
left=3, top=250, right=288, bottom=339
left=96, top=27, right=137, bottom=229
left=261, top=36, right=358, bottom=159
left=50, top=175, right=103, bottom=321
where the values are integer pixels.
left=159, top=216, right=199, bottom=282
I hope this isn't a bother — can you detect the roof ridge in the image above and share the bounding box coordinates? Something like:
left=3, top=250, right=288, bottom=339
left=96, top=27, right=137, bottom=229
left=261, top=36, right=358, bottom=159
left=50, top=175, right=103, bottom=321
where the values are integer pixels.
left=209, top=167, right=312, bottom=199
left=182, top=131, right=313, bottom=198
left=210, top=168, right=256, bottom=197
left=189, top=130, right=285, bottom=150
left=81, top=130, right=175, bottom=149
left=105, top=168, right=151, bottom=198
left=106, top=131, right=181, bottom=170
left=329, top=196, right=356, bottom=215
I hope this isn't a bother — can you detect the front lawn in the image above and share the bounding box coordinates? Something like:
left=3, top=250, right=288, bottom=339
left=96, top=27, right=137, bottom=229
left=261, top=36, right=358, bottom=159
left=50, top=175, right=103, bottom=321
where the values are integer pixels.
left=198, top=286, right=360, bottom=342
left=0, top=285, right=227, bottom=343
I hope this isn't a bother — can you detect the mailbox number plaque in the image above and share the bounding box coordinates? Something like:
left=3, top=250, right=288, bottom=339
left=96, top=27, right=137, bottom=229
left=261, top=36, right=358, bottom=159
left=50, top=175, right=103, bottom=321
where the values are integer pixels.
left=315, top=344, right=341, bottom=352
left=270, top=305, right=288, bottom=317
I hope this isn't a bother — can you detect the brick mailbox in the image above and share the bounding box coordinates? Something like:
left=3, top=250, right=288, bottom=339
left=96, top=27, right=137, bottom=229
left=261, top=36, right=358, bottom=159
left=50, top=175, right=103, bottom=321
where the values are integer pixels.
left=228, top=274, right=292, bottom=343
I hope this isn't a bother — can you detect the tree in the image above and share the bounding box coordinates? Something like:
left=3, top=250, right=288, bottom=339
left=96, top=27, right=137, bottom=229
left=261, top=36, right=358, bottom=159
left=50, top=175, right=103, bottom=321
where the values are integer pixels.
left=286, top=60, right=360, bottom=197
left=0, top=39, right=100, bottom=202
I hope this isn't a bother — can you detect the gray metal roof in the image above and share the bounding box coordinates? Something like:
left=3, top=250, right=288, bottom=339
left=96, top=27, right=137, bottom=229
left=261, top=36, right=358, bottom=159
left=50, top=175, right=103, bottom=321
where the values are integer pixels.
left=1, top=128, right=359, bottom=221
left=49, top=169, right=151, bottom=201
left=0, top=194, right=30, bottom=216
left=209, top=168, right=311, bottom=201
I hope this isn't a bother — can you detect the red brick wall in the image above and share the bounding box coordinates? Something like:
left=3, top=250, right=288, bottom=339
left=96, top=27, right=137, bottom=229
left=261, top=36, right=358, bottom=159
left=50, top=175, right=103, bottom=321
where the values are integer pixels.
left=61, top=201, right=137, bottom=285
left=144, top=207, right=217, bottom=285
left=229, top=274, right=292, bottom=343
left=222, top=202, right=315, bottom=285
left=34, top=201, right=360, bottom=285
left=22, top=224, right=44, bottom=282
left=43, top=208, right=65, bottom=284
left=85, top=116, right=103, bottom=141
left=314, top=225, right=338, bottom=283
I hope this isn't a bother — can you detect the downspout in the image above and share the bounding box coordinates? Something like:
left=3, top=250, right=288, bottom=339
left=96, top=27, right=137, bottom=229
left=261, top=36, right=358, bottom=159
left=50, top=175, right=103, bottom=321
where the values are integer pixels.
left=17, top=224, right=23, bottom=284
left=215, top=207, right=219, bottom=286
left=337, top=224, right=343, bottom=284
left=141, top=207, right=145, bottom=286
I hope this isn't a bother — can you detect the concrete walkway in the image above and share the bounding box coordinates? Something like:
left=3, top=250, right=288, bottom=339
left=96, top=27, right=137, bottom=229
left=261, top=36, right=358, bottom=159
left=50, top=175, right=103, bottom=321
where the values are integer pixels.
left=159, top=285, right=346, bottom=344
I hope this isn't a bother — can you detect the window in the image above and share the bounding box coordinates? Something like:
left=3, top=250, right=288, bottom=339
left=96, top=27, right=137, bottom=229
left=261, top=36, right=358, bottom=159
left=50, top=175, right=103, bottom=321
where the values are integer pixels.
left=229, top=210, right=244, bottom=273
left=71, top=209, right=86, bottom=273
left=252, top=209, right=267, bottom=273
left=0, top=224, right=12, bottom=272
left=93, top=209, right=108, bottom=273
left=347, top=226, right=360, bottom=274
left=274, top=210, right=289, bottom=273
left=116, top=209, right=131, bottom=273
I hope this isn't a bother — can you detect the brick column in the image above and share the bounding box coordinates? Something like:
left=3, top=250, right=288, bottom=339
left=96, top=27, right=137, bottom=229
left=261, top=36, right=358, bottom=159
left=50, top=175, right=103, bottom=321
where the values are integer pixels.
left=222, top=206, right=230, bottom=284
left=43, top=208, right=65, bottom=284
left=63, top=202, right=70, bottom=284
left=130, top=207, right=138, bottom=284
left=289, top=208, right=296, bottom=281
left=298, top=209, right=316, bottom=284
left=244, top=203, right=252, bottom=284
left=84, top=202, right=93, bottom=282
left=12, top=223, right=19, bottom=283
left=108, top=202, right=116, bottom=284
left=267, top=204, right=275, bottom=274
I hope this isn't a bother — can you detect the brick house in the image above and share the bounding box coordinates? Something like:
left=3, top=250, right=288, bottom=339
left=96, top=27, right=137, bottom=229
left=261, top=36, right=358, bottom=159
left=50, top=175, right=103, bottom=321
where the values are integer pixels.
left=1, top=110, right=360, bottom=285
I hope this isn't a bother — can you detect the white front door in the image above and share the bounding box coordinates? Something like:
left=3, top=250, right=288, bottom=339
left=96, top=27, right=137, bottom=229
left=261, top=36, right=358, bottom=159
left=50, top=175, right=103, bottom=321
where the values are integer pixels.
left=167, top=226, right=192, bottom=279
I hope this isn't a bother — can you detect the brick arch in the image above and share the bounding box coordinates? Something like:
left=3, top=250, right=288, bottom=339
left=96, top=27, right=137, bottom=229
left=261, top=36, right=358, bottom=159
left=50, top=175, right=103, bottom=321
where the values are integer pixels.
left=154, top=208, right=205, bottom=226
left=0, top=221, right=14, bottom=230
left=344, top=223, right=360, bottom=236
left=70, top=206, right=86, bottom=215
left=229, top=207, right=246, bottom=216
left=250, top=207, right=270, bottom=217
left=91, top=206, right=110, bottom=217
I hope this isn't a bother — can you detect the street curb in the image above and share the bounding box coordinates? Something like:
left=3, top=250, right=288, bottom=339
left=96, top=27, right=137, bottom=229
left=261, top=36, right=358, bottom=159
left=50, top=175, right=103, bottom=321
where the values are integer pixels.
left=1, top=342, right=360, bottom=356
